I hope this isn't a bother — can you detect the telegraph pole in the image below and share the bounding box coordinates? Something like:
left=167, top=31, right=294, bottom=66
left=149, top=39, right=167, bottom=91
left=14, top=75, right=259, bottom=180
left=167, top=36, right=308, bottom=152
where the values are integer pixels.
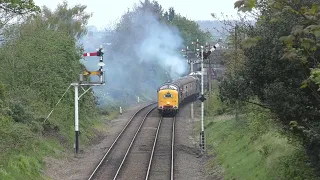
left=72, top=45, right=105, bottom=154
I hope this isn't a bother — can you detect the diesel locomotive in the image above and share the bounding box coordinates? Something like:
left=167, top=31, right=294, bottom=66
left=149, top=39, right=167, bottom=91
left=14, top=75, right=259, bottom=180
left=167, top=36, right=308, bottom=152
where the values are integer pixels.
left=157, top=75, right=200, bottom=116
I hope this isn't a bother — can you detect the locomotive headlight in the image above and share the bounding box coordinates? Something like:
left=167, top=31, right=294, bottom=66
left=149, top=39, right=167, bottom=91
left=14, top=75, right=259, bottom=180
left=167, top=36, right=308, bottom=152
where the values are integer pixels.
left=167, top=102, right=170, bottom=104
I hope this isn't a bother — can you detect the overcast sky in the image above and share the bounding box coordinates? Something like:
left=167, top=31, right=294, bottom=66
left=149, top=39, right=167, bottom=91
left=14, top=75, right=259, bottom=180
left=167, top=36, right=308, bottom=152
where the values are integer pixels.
left=33, top=0, right=239, bottom=29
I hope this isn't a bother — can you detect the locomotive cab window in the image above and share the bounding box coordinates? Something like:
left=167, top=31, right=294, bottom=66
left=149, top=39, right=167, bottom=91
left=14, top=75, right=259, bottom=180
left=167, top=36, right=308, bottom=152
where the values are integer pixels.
left=164, top=93, right=172, bottom=98
left=159, top=85, right=169, bottom=90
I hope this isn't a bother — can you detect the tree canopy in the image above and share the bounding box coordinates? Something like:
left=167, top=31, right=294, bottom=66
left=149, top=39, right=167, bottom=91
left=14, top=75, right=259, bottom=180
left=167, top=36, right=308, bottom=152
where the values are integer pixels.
left=219, top=0, right=320, bottom=173
left=40, top=1, right=91, bottom=39
left=0, top=2, right=98, bottom=178
left=0, top=0, right=40, bottom=32
left=0, top=0, right=40, bottom=14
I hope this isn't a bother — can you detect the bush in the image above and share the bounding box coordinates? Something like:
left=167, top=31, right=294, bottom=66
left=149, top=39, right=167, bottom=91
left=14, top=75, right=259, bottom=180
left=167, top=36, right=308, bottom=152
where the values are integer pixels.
left=205, top=80, right=229, bottom=117
left=0, top=8, right=99, bottom=179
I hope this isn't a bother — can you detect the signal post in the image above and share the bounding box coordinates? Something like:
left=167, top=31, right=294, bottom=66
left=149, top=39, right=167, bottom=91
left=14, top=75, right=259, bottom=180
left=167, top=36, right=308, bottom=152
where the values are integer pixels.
left=72, top=45, right=105, bottom=154
left=182, top=45, right=194, bottom=119
left=190, top=39, right=200, bottom=120
left=199, top=42, right=219, bottom=154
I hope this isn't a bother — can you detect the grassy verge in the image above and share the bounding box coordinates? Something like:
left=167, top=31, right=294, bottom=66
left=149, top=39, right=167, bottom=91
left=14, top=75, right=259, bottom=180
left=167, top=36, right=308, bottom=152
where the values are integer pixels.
left=0, top=119, right=64, bottom=180
left=203, top=81, right=317, bottom=180
left=0, top=104, right=119, bottom=180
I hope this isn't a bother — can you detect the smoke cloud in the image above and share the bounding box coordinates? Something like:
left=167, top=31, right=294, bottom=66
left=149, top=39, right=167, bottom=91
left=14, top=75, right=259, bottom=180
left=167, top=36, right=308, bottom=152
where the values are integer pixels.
left=133, top=13, right=187, bottom=77
left=81, top=8, right=188, bottom=106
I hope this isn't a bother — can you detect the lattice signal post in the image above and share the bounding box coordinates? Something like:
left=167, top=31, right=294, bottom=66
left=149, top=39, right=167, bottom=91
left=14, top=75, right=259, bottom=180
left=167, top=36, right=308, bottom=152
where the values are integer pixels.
left=72, top=45, right=105, bottom=154
left=189, top=39, right=201, bottom=120
left=181, top=45, right=195, bottom=120
left=199, top=43, right=219, bottom=154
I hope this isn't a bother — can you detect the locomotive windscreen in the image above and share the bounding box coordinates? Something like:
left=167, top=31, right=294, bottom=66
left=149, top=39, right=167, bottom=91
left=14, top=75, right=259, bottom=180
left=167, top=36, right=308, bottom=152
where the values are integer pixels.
left=159, top=84, right=178, bottom=90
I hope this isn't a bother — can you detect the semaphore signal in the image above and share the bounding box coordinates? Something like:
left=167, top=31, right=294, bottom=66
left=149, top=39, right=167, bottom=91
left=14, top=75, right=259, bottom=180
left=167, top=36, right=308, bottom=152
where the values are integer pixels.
left=83, top=52, right=99, bottom=56
left=82, top=46, right=104, bottom=57
left=83, top=70, right=103, bottom=76
left=82, top=45, right=105, bottom=83
left=198, top=42, right=219, bottom=154
left=202, top=43, right=220, bottom=59
left=71, top=45, right=106, bottom=154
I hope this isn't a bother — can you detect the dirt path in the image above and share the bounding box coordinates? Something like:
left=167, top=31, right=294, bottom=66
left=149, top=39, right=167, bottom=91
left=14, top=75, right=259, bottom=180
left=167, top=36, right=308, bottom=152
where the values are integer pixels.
left=174, top=102, right=207, bottom=180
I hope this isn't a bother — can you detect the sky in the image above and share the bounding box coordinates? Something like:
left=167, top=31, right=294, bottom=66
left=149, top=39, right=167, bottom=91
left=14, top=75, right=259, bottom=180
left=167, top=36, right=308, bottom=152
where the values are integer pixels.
left=33, top=0, right=239, bottom=30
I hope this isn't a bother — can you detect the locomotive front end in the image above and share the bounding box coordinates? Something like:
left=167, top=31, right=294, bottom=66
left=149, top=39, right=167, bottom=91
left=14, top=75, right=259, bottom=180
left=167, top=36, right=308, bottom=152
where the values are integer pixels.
left=157, top=83, right=179, bottom=116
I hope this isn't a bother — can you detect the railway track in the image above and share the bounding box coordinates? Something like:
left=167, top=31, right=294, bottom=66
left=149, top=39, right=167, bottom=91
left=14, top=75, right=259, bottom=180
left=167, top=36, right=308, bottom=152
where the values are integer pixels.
left=88, top=102, right=176, bottom=180
left=114, top=106, right=161, bottom=179
left=87, top=102, right=157, bottom=180
left=146, top=116, right=176, bottom=180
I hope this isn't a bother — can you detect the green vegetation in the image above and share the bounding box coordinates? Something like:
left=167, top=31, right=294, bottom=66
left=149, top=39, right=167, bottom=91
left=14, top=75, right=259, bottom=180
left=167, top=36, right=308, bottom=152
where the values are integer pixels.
left=204, top=82, right=317, bottom=179
left=207, top=0, right=320, bottom=176
left=169, top=15, right=212, bottom=46
left=0, top=2, right=103, bottom=179
left=0, top=0, right=212, bottom=179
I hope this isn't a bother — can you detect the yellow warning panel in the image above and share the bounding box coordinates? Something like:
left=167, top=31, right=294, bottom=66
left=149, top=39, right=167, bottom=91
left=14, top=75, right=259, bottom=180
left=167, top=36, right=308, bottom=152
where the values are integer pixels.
left=90, top=71, right=102, bottom=75
left=83, top=71, right=102, bottom=76
left=83, top=71, right=90, bottom=76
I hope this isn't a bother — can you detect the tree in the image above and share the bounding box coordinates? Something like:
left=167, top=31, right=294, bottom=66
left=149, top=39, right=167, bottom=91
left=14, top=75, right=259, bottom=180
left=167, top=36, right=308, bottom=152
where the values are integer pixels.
left=0, top=1, right=95, bottom=124
left=40, top=1, right=92, bottom=39
left=168, top=7, right=175, bottom=22
left=0, top=0, right=40, bottom=41
left=0, top=2, right=99, bottom=178
left=0, top=0, right=40, bottom=14
left=163, top=11, right=169, bottom=21
left=151, top=0, right=163, bottom=16
left=219, top=0, right=320, bottom=173
left=170, top=14, right=212, bottom=46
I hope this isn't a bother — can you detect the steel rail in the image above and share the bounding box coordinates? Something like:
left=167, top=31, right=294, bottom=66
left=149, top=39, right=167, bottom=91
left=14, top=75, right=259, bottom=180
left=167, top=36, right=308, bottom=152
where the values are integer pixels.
left=87, top=102, right=156, bottom=180
left=171, top=116, right=176, bottom=180
left=145, top=116, right=175, bottom=180
left=145, top=116, right=162, bottom=180
left=112, top=106, right=156, bottom=179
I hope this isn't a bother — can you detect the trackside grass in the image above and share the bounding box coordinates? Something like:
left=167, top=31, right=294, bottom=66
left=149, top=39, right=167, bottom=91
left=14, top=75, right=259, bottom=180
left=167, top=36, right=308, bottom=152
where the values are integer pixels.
left=202, top=86, right=317, bottom=179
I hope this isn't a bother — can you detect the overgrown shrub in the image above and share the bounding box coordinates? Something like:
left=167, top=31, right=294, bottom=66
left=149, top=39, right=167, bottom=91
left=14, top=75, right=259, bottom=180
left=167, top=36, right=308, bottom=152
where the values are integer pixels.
left=0, top=4, right=99, bottom=179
